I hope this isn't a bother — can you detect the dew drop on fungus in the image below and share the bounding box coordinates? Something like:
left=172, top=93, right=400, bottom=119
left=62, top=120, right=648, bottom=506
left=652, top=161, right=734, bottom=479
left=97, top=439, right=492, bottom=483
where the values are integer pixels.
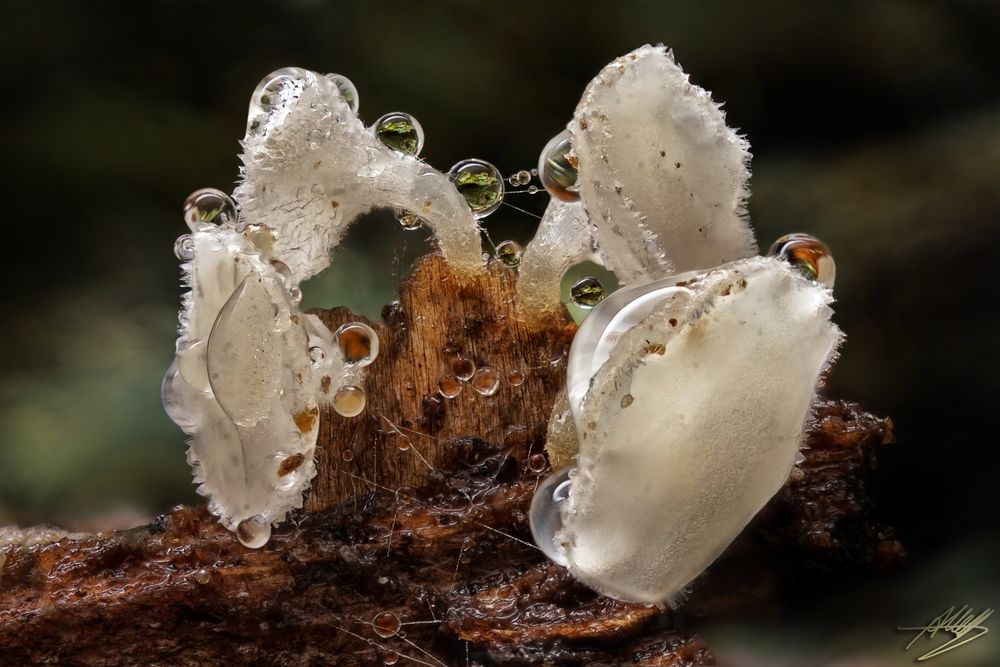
left=397, top=211, right=423, bottom=231
left=372, top=112, right=425, bottom=156
left=336, top=322, right=379, bottom=366
left=174, top=234, right=195, bottom=261
left=448, top=159, right=504, bottom=219
left=496, top=240, right=523, bottom=267
left=178, top=339, right=211, bottom=392
left=325, top=73, right=359, bottom=113
left=288, top=286, right=303, bottom=304
left=620, top=393, right=634, bottom=408
left=242, top=223, right=277, bottom=254
left=539, top=130, right=580, bottom=202
left=372, top=611, right=401, bottom=638
left=767, top=233, right=836, bottom=289
left=333, top=385, right=366, bottom=417
left=342, top=449, right=355, bottom=462
left=183, top=188, right=237, bottom=230
left=269, top=258, right=292, bottom=285
left=570, top=276, right=606, bottom=308
left=529, top=467, right=574, bottom=566
left=308, top=345, right=326, bottom=366
left=247, top=67, right=310, bottom=136
left=236, top=515, right=271, bottom=549
left=193, top=568, right=211, bottom=585
left=438, top=373, right=463, bottom=399
left=268, top=451, right=304, bottom=491
left=508, top=169, right=532, bottom=187
left=470, top=367, right=501, bottom=396
left=507, top=368, right=525, bottom=386
left=528, top=453, right=547, bottom=473
left=451, top=356, right=476, bottom=381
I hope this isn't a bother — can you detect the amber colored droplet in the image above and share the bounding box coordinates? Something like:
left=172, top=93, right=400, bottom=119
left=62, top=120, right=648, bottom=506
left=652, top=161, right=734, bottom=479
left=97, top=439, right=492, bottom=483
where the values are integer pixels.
left=528, top=453, right=547, bottom=473
left=451, top=356, right=476, bottom=381
left=333, top=386, right=366, bottom=418
left=438, top=373, right=463, bottom=399
left=471, top=367, right=501, bottom=396
left=341, top=449, right=355, bottom=462
left=507, top=369, right=525, bottom=386
left=277, top=453, right=305, bottom=476
left=372, top=611, right=401, bottom=638
left=767, top=233, right=836, bottom=289
left=193, top=568, right=211, bottom=585
left=336, top=322, right=379, bottom=366
left=293, top=407, right=318, bottom=433
left=396, top=436, right=411, bottom=451
left=620, top=394, right=634, bottom=408
left=383, top=651, right=399, bottom=665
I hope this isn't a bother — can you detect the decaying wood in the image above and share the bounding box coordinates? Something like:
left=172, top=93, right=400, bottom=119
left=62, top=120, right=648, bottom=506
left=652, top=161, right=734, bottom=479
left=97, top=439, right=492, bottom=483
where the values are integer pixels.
left=0, top=253, right=900, bottom=666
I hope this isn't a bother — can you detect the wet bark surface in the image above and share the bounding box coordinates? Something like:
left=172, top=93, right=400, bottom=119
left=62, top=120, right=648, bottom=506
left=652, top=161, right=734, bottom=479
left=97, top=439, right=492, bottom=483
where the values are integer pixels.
left=0, top=254, right=901, bottom=666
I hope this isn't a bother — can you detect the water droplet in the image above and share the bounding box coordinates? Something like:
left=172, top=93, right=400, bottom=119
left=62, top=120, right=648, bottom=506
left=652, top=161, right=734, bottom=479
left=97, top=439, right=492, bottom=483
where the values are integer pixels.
left=508, top=169, right=532, bottom=187
left=620, top=393, right=635, bottom=409
left=538, top=130, right=580, bottom=202
left=528, top=453, right=547, bottom=473
left=438, top=373, right=463, bottom=399
left=325, top=73, right=359, bottom=113
left=248, top=67, right=311, bottom=135
left=372, top=112, right=424, bottom=156
left=507, top=369, right=525, bottom=386
left=333, top=385, right=366, bottom=418
left=193, top=568, right=212, bottom=585
left=528, top=185, right=539, bottom=194
left=570, top=276, right=606, bottom=308
left=236, top=515, right=271, bottom=549
left=496, top=240, right=523, bottom=267
left=336, top=322, right=379, bottom=366
left=448, top=159, right=504, bottom=219
left=268, top=451, right=305, bottom=491
left=470, top=367, right=500, bottom=396
left=342, top=449, right=355, bottom=462
left=377, top=576, right=389, bottom=584
left=372, top=611, right=401, bottom=638
left=529, top=467, right=574, bottom=566
left=269, top=258, right=292, bottom=285
left=288, top=286, right=302, bottom=304
left=451, top=356, right=476, bottom=381
left=183, top=188, right=237, bottom=231
left=174, top=234, right=195, bottom=261
left=396, top=436, right=411, bottom=452
left=178, top=339, right=211, bottom=392
left=309, top=345, right=326, bottom=366
left=397, top=211, right=424, bottom=231
left=767, top=233, right=836, bottom=288
left=383, top=651, right=399, bottom=665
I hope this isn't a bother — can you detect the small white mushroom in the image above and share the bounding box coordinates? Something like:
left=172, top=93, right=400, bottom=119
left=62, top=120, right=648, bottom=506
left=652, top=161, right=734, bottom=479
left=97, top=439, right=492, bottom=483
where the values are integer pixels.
left=533, top=258, right=841, bottom=604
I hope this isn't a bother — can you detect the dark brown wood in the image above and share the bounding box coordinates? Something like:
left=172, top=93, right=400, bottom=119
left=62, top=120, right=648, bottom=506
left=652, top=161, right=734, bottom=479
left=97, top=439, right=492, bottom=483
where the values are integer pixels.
left=0, top=252, right=900, bottom=666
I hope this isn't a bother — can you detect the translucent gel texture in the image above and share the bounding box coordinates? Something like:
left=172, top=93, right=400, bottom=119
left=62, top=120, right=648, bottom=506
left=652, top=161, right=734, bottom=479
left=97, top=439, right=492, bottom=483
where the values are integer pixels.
left=560, top=257, right=841, bottom=603
left=233, top=69, right=484, bottom=285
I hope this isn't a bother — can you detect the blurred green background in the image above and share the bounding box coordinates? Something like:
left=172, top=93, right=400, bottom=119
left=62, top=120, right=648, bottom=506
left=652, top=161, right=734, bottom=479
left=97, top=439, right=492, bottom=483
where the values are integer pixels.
left=1, top=1, right=998, bottom=664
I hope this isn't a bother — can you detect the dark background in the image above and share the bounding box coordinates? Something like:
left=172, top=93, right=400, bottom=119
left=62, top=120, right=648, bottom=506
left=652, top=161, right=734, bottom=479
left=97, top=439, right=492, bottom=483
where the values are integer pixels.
left=1, top=1, right=997, bottom=664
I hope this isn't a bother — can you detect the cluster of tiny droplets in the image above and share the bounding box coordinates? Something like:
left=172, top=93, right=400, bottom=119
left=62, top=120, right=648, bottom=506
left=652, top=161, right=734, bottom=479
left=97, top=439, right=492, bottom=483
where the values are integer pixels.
left=436, top=356, right=527, bottom=400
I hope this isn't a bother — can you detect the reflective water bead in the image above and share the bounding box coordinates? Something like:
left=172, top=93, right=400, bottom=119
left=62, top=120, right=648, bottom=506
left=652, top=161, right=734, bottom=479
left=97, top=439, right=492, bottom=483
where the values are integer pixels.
left=268, top=451, right=304, bottom=491
left=333, top=385, right=366, bottom=418
left=183, top=188, right=237, bottom=230
left=336, top=322, right=379, bottom=366
left=470, top=367, right=501, bottom=396
left=507, top=369, right=525, bottom=386
left=538, top=130, right=580, bottom=202
left=269, top=258, right=292, bottom=285
left=570, top=276, right=606, bottom=308
left=383, top=652, right=399, bottom=665
left=451, top=356, right=476, bottom=381
left=288, top=286, right=303, bottom=304
left=448, top=159, right=504, bottom=219
left=496, top=240, right=523, bottom=267
left=372, top=112, right=424, bottom=156
left=438, top=373, right=463, bottom=399
left=174, top=234, right=194, bottom=261
left=308, top=345, right=326, bottom=366
left=767, top=233, right=836, bottom=289
left=528, top=466, right=574, bottom=566
left=528, top=453, right=547, bottom=473
left=236, top=515, right=271, bottom=549
left=397, top=211, right=424, bottom=231
left=396, top=436, right=411, bottom=452
left=372, top=611, right=401, bottom=638
left=509, top=169, right=532, bottom=187
left=248, top=67, right=310, bottom=135
left=325, top=73, right=359, bottom=113
left=342, top=449, right=355, bottom=462
left=193, top=568, right=212, bottom=585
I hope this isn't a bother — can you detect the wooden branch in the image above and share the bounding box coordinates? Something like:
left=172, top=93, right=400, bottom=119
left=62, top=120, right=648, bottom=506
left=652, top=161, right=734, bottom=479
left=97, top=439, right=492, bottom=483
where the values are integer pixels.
left=0, top=253, right=900, bottom=665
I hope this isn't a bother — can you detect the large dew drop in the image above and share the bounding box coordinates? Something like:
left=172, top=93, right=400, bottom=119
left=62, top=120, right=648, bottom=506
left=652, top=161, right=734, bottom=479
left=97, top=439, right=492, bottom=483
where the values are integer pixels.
left=236, top=515, right=272, bottom=549
left=528, top=467, right=574, bottom=567
left=183, top=188, right=237, bottom=231
left=336, top=322, right=379, bottom=366
left=767, top=233, right=836, bottom=289
left=372, top=112, right=424, bottom=156
left=448, top=159, right=504, bottom=219
left=539, top=130, right=580, bottom=202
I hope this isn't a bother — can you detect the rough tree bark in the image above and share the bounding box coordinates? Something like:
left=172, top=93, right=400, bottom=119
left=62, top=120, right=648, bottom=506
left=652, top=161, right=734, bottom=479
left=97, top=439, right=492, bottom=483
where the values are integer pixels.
left=0, top=254, right=901, bottom=666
